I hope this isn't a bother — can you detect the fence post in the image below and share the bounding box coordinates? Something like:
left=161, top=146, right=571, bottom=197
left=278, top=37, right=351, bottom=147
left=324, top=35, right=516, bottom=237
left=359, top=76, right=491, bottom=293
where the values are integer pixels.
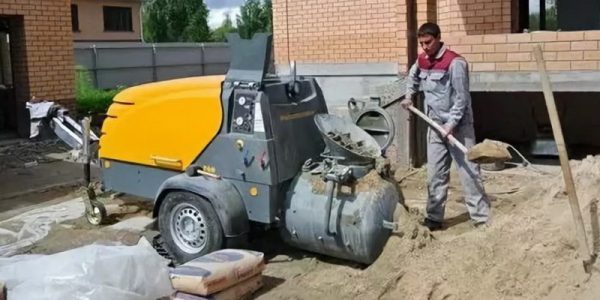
left=92, top=44, right=99, bottom=88
left=152, top=43, right=157, bottom=82
left=200, top=43, right=205, bottom=76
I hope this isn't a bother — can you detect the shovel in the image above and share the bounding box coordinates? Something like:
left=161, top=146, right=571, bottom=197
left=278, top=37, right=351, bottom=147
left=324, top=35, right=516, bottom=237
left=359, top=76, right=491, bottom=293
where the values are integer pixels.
left=407, top=106, right=511, bottom=164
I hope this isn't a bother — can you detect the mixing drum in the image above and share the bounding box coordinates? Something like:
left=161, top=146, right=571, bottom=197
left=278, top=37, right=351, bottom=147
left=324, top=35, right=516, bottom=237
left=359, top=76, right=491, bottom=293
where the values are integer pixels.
left=280, top=114, right=400, bottom=264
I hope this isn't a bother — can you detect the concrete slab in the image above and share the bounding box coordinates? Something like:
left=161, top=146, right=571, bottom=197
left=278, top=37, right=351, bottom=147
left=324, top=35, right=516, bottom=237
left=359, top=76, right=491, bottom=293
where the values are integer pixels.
left=109, top=216, right=155, bottom=233
left=471, top=71, right=600, bottom=92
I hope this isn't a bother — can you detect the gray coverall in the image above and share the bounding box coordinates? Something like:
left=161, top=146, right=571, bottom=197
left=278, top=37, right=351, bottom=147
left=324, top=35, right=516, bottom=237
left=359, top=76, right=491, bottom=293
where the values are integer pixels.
left=406, top=46, right=490, bottom=224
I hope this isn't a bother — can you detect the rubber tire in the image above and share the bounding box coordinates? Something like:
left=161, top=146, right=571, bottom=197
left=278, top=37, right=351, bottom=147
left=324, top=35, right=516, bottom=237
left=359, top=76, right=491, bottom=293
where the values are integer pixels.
left=158, top=191, right=224, bottom=264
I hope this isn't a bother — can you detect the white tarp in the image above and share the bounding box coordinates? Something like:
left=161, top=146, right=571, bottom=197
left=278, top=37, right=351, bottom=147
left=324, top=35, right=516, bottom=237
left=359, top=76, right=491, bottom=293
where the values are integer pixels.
left=0, top=238, right=174, bottom=300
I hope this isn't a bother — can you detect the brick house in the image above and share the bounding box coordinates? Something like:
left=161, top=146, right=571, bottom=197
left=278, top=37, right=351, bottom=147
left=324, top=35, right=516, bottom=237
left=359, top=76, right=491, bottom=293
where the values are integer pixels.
left=71, top=0, right=143, bottom=42
left=0, top=0, right=75, bottom=139
left=272, top=0, right=600, bottom=167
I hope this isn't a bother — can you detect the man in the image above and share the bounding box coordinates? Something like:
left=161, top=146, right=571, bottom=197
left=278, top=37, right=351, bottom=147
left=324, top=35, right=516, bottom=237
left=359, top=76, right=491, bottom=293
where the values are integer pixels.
left=400, top=22, right=490, bottom=231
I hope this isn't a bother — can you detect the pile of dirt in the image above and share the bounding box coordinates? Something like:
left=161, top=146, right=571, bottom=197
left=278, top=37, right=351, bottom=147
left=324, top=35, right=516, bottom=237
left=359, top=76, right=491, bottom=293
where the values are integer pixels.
left=258, top=163, right=600, bottom=299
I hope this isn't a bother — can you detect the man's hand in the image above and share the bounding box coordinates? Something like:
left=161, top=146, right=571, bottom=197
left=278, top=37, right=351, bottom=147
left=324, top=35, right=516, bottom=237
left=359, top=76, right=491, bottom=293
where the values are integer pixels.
left=441, top=124, right=454, bottom=138
left=400, top=98, right=413, bottom=110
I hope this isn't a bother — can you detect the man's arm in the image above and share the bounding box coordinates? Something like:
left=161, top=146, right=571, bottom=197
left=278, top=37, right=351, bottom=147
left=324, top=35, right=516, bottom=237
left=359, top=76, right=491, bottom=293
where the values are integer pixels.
left=405, top=63, right=420, bottom=99
left=445, top=58, right=470, bottom=130
left=401, top=63, right=420, bottom=108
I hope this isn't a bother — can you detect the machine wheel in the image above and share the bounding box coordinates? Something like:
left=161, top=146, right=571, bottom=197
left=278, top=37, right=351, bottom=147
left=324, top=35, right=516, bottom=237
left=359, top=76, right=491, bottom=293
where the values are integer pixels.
left=85, top=201, right=107, bottom=225
left=158, top=191, right=224, bottom=263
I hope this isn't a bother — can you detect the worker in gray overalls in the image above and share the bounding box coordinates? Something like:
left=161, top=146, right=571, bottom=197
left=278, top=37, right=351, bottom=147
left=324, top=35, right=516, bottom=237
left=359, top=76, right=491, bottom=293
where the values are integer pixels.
left=400, top=22, right=490, bottom=231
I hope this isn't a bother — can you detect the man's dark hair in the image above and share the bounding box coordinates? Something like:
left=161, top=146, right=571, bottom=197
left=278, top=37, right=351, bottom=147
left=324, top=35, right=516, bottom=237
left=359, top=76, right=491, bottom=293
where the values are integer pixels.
left=418, top=22, right=441, bottom=38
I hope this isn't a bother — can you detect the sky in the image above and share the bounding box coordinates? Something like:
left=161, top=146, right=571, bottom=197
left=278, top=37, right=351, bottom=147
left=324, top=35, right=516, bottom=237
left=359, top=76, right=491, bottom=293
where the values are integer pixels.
left=207, top=0, right=244, bottom=29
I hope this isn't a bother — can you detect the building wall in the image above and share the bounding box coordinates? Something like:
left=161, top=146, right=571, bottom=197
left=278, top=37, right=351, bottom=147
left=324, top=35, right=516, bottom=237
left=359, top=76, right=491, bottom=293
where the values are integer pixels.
left=3, top=1, right=74, bottom=105
left=0, top=0, right=75, bottom=136
left=72, top=0, right=142, bottom=42
left=438, top=0, right=512, bottom=36
left=443, top=31, right=600, bottom=72
left=272, top=0, right=407, bottom=69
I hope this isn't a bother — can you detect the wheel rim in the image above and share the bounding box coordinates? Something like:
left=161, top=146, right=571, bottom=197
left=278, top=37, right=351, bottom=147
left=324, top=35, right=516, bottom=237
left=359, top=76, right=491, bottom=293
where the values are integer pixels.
left=170, top=203, right=208, bottom=254
left=86, top=206, right=102, bottom=225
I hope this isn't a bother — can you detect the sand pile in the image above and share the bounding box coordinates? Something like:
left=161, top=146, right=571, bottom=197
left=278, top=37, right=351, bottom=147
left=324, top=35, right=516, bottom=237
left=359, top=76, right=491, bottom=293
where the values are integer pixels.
left=258, top=163, right=600, bottom=300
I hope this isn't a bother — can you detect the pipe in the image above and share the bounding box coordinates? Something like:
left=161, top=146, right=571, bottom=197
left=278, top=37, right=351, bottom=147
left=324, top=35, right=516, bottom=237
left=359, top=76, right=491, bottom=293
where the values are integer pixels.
left=324, top=180, right=337, bottom=235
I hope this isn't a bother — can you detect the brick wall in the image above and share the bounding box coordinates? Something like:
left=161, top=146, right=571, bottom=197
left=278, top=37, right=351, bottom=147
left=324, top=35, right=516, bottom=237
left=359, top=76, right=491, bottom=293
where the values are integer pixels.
left=438, top=0, right=511, bottom=35
left=443, top=31, right=600, bottom=72
left=1, top=0, right=75, bottom=108
left=417, top=0, right=437, bottom=26
left=272, top=0, right=407, bottom=70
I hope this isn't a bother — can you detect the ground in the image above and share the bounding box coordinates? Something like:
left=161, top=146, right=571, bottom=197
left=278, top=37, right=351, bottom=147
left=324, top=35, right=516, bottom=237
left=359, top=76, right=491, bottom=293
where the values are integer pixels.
left=2, top=140, right=600, bottom=299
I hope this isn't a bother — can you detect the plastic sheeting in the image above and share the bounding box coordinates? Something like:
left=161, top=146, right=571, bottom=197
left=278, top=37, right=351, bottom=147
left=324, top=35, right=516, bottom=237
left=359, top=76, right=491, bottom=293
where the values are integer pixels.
left=0, top=238, right=174, bottom=300
left=0, top=198, right=84, bottom=257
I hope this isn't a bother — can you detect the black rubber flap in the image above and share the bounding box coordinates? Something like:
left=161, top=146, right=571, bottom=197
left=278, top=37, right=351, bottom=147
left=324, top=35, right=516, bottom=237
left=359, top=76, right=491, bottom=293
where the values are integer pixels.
left=354, top=107, right=395, bottom=152
left=225, top=33, right=272, bottom=86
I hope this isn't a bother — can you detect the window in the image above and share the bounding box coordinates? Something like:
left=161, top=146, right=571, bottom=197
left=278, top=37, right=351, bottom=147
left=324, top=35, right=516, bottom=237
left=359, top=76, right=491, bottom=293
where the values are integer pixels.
left=517, top=0, right=600, bottom=32
left=103, top=6, right=133, bottom=32
left=71, top=4, right=79, bottom=32
left=528, top=0, right=557, bottom=31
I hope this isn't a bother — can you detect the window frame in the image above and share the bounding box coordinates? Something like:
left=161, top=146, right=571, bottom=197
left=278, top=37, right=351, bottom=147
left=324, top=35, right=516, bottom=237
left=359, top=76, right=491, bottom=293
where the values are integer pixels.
left=103, top=6, right=133, bottom=32
left=71, top=4, right=79, bottom=32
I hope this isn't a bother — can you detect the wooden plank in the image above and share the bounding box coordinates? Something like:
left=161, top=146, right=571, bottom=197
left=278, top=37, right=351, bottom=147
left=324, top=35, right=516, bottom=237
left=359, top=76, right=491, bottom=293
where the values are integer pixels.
left=533, top=45, right=593, bottom=273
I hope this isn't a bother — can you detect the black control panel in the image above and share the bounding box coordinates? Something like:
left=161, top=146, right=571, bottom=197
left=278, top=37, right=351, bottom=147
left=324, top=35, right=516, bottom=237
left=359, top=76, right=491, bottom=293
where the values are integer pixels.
left=231, top=91, right=259, bottom=134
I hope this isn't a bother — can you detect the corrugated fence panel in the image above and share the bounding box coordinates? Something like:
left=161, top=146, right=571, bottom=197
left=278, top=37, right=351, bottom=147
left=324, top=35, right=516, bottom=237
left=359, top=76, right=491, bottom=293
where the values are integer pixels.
left=74, top=42, right=231, bottom=89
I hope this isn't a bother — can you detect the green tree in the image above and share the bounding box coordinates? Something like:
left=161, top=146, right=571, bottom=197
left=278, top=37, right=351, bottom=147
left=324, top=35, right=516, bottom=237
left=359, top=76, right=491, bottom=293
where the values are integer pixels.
left=143, top=0, right=211, bottom=42
left=236, top=0, right=272, bottom=39
left=211, top=13, right=238, bottom=42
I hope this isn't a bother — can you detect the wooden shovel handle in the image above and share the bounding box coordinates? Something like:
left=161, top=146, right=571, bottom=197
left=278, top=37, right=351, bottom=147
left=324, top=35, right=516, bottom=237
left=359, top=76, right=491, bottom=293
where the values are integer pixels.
left=408, top=106, right=469, bottom=154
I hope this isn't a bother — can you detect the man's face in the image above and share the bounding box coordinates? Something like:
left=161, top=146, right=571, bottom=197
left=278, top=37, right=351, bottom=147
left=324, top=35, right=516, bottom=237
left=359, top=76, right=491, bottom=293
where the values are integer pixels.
left=419, top=34, right=441, bottom=58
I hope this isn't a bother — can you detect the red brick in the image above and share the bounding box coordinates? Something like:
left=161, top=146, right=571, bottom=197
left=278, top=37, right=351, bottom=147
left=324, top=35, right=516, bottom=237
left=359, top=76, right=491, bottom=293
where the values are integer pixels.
left=483, top=34, right=507, bottom=44
left=546, top=61, right=571, bottom=71
left=556, top=51, right=583, bottom=61
left=507, top=52, right=531, bottom=62
left=484, top=53, right=507, bottom=62
left=557, top=31, right=584, bottom=41
left=519, top=62, right=538, bottom=71
left=572, top=41, right=598, bottom=51
left=472, top=62, right=495, bottom=71
left=584, top=31, right=600, bottom=41
left=584, top=51, right=600, bottom=60
left=544, top=42, right=571, bottom=51
left=572, top=61, right=598, bottom=70
left=507, top=34, right=531, bottom=43
left=532, top=32, right=558, bottom=42
left=495, top=43, right=520, bottom=52
left=472, top=44, right=495, bottom=53
left=496, top=62, right=520, bottom=71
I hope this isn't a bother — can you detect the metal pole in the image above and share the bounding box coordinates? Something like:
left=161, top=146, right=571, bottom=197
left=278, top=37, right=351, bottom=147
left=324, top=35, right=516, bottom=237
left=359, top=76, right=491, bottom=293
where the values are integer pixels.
left=92, top=45, right=99, bottom=88
left=82, top=117, right=91, bottom=186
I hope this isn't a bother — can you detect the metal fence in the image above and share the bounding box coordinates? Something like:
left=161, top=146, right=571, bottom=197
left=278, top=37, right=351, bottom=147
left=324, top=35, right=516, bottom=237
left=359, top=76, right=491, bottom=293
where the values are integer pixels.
left=74, top=42, right=231, bottom=90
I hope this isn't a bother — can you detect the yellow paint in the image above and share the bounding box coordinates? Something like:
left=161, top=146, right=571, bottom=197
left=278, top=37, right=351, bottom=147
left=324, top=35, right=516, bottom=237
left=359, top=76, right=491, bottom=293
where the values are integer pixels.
left=249, top=187, right=258, bottom=197
left=103, top=160, right=111, bottom=169
left=99, top=75, right=226, bottom=171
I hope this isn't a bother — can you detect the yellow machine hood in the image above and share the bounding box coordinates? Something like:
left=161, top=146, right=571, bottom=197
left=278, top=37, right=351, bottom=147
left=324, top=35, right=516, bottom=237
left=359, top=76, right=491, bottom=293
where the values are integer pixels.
left=99, top=75, right=225, bottom=171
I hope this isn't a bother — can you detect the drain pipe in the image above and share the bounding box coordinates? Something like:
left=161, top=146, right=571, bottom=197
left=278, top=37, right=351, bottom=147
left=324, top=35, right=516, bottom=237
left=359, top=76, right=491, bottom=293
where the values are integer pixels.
left=406, top=0, right=419, bottom=167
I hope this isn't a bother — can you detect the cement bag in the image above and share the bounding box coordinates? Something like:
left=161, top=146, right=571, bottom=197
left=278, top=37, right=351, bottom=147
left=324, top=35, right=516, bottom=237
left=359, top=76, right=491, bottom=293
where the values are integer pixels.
left=171, top=275, right=263, bottom=300
left=170, top=249, right=265, bottom=296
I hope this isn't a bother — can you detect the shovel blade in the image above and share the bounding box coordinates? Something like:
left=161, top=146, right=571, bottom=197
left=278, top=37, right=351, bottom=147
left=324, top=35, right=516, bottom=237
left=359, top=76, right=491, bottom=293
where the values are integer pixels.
left=467, top=139, right=512, bottom=164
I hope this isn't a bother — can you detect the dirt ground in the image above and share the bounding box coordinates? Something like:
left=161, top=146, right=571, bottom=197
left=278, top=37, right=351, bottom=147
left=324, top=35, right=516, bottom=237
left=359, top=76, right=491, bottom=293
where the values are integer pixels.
left=6, top=156, right=600, bottom=299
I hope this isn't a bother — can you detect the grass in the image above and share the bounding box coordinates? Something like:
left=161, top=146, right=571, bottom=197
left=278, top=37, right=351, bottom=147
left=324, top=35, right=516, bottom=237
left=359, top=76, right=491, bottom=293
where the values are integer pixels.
left=75, top=67, right=125, bottom=116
